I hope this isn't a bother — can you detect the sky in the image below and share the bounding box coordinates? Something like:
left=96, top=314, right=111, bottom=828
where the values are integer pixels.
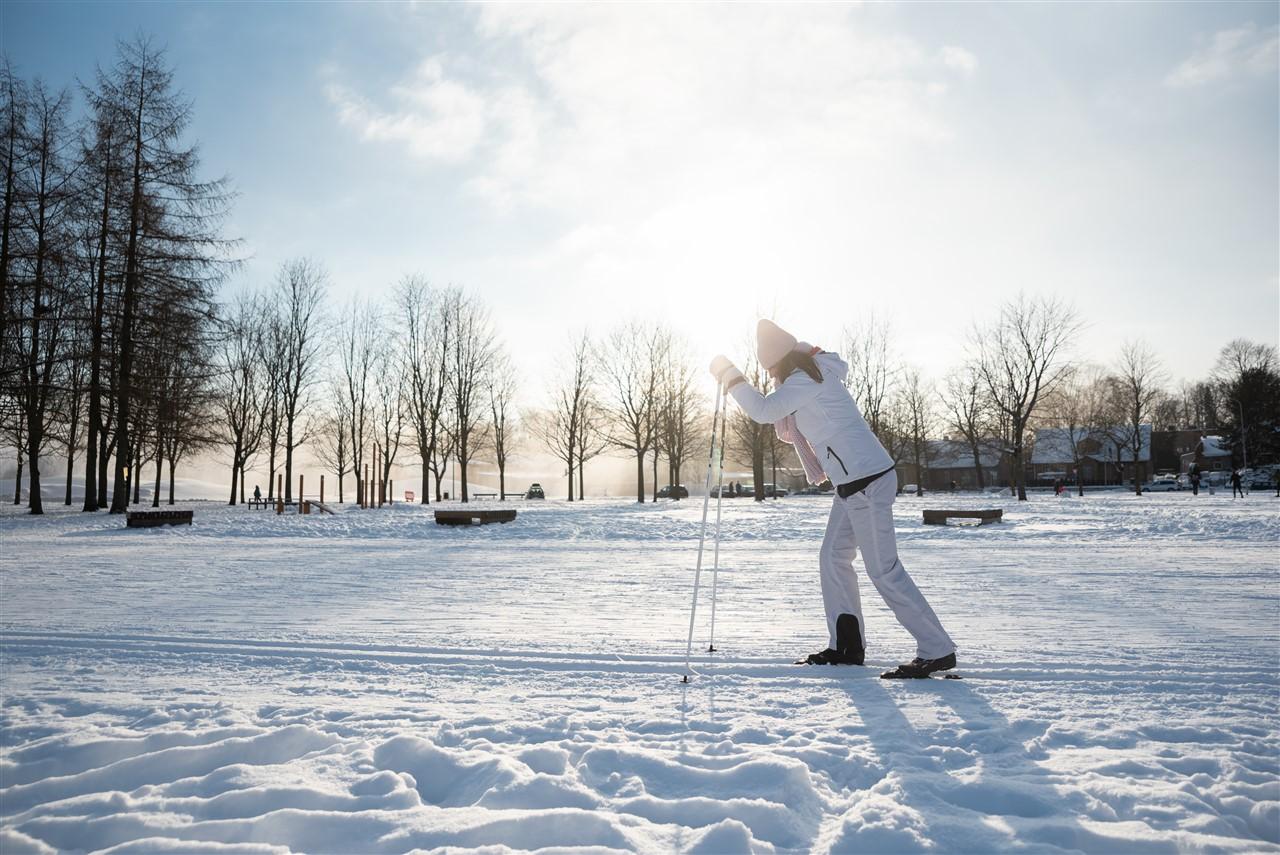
left=2, top=1, right=1278, bottom=491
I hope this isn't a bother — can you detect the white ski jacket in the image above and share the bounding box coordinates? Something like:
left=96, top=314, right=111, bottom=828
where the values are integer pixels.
left=729, top=352, right=894, bottom=484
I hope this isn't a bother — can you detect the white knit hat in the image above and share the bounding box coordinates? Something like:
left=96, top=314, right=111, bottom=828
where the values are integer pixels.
left=756, top=319, right=798, bottom=370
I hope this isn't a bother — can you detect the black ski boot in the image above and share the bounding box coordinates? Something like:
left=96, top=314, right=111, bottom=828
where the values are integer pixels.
left=795, top=614, right=865, bottom=665
left=880, top=652, right=957, bottom=679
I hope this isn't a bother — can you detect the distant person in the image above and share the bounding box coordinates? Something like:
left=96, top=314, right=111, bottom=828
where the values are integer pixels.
left=1189, top=464, right=1201, bottom=496
left=710, top=320, right=956, bottom=679
left=1231, top=469, right=1244, bottom=498
left=949, top=480, right=957, bottom=493
left=253, top=484, right=261, bottom=503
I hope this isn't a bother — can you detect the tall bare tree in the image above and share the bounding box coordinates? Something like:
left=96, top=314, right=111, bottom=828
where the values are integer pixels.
left=1048, top=365, right=1107, bottom=496
left=842, top=313, right=897, bottom=438
left=601, top=321, right=661, bottom=503
left=397, top=277, right=450, bottom=504
left=274, top=258, right=325, bottom=503
left=971, top=294, right=1080, bottom=500
left=940, top=363, right=992, bottom=489
left=729, top=351, right=769, bottom=502
left=1109, top=340, right=1166, bottom=495
left=533, top=332, right=592, bottom=500
left=311, top=378, right=352, bottom=503
left=445, top=289, right=495, bottom=502
left=13, top=82, right=76, bottom=513
left=488, top=348, right=518, bottom=500
left=216, top=291, right=266, bottom=504
left=372, top=347, right=406, bottom=501
left=899, top=368, right=934, bottom=497
left=94, top=37, right=235, bottom=513
left=338, top=298, right=379, bottom=505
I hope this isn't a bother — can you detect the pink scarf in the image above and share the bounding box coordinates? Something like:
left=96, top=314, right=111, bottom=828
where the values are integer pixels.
left=774, top=346, right=827, bottom=486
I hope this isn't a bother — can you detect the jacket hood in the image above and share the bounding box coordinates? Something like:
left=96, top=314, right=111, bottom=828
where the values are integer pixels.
left=817, top=351, right=849, bottom=383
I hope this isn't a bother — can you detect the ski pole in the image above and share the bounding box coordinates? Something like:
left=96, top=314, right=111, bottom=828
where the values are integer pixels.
left=707, top=388, right=729, bottom=653
left=683, top=382, right=724, bottom=683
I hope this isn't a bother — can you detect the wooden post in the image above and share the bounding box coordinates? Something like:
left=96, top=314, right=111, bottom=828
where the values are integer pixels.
left=320, top=475, right=325, bottom=506
left=363, top=464, right=369, bottom=508
left=299, top=474, right=304, bottom=506
left=389, top=479, right=393, bottom=505
left=276, top=473, right=283, bottom=514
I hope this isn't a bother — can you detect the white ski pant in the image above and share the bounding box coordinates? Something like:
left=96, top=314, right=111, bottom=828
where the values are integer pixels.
left=819, top=472, right=956, bottom=659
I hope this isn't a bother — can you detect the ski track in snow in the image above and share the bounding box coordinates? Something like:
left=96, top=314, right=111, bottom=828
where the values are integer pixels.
left=1, top=493, right=1277, bottom=854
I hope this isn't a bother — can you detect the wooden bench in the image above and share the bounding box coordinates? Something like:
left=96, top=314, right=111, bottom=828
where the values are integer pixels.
left=922, top=508, right=1003, bottom=526
left=472, top=492, right=498, bottom=500
left=247, top=499, right=297, bottom=510
left=127, top=510, right=193, bottom=528
left=434, top=509, right=518, bottom=526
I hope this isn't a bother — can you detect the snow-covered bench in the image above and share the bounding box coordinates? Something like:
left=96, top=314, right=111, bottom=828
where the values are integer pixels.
left=922, top=508, right=1002, bottom=526
left=126, top=510, right=193, bottom=528
left=434, top=509, right=518, bottom=526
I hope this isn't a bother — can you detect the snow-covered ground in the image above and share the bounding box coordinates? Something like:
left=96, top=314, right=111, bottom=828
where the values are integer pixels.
left=2, top=492, right=1277, bottom=854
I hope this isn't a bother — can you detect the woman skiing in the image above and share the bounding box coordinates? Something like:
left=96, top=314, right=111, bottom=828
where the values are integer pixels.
left=709, top=320, right=957, bottom=679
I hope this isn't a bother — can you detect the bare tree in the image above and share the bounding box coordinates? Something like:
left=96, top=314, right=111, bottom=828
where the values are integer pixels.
left=372, top=347, right=406, bottom=501
left=274, top=258, right=326, bottom=502
left=445, top=289, right=495, bottom=502
left=311, top=378, right=352, bottom=503
left=899, top=368, right=934, bottom=496
left=842, top=313, right=898, bottom=437
left=1048, top=365, right=1107, bottom=496
left=601, top=321, right=661, bottom=503
left=95, top=37, right=236, bottom=513
left=216, top=291, right=265, bottom=504
left=13, top=82, right=77, bottom=513
left=972, top=294, right=1080, bottom=500
left=488, top=348, right=518, bottom=500
left=338, top=298, right=379, bottom=506
left=657, top=332, right=703, bottom=497
left=729, top=351, right=769, bottom=502
left=397, top=276, right=450, bottom=503
left=533, top=332, right=592, bottom=500
left=940, top=363, right=992, bottom=489
left=1109, top=340, right=1166, bottom=495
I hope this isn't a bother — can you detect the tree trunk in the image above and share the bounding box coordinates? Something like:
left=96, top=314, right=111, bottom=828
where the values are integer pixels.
left=13, top=453, right=22, bottom=505
left=167, top=456, right=176, bottom=505
left=152, top=452, right=162, bottom=507
left=459, top=455, right=469, bottom=502
left=26, top=437, right=41, bottom=514
left=229, top=449, right=241, bottom=505
left=1014, top=441, right=1027, bottom=501
left=132, top=446, right=142, bottom=504
left=498, top=462, right=506, bottom=501
left=578, top=449, right=585, bottom=500
left=635, top=451, right=645, bottom=503
left=421, top=461, right=429, bottom=505
left=97, top=430, right=109, bottom=508
left=752, top=437, right=765, bottom=503
left=652, top=449, right=658, bottom=502
left=567, top=459, right=575, bottom=501
left=284, top=420, right=294, bottom=503
left=969, top=442, right=985, bottom=489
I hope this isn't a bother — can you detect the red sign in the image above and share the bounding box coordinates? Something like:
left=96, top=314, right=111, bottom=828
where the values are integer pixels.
left=404, top=491, right=414, bottom=502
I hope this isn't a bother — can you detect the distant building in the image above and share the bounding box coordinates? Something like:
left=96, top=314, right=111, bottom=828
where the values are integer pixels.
left=1151, top=429, right=1212, bottom=474
left=1031, top=425, right=1152, bottom=486
left=1179, top=435, right=1233, bottom=475
left=895, top=439, right=1006, bottom=491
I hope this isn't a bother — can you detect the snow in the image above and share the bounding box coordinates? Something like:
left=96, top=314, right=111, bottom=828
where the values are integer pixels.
left=2, top=492, right=1278, bottom=853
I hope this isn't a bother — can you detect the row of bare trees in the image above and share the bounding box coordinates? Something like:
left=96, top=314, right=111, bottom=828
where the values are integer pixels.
left=533, top=323, right=706, bottom=502
left=1, top=39, right=236, bottom=514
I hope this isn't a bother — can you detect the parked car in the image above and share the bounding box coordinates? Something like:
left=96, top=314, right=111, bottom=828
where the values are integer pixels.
left=525, top=483, right=545, bottom=500
left=657, top=484, right=689, bottom=499
left=901, top=483, right=922, bottom=495
left=760, top=483, right=789, bottom=498
left=1145, top=480, right=1180, bottom=492
left=1246, top=468, right=1276, bottom=490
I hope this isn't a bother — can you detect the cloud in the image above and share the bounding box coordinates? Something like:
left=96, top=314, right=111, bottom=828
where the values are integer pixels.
left=1165, top=23, right=1279, bottom=88
left=327, top=5, right=976, bottom=215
